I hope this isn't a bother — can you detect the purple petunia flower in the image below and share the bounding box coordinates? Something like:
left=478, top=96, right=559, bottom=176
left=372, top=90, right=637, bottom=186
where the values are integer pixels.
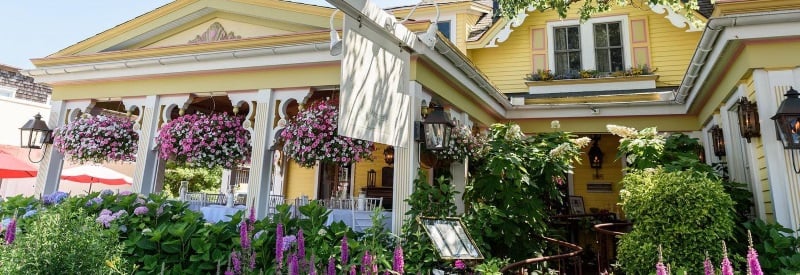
left=133, top=206, right=149, bottom=216
left=455, top=259, right=466, bottom=270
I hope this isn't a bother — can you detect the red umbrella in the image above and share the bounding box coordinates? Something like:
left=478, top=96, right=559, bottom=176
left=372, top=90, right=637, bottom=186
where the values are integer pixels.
left=0, top=150, right=37, bottom=178
left=60, top=164, right=132, bottom=193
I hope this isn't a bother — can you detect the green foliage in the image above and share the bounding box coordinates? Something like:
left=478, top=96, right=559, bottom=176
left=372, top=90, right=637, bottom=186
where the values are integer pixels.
left=743, top=219, right=800, bottom=274
left=496, top=0, right=702, bottom=23
left=617, top=168, right=735, bottom=274
left=401, top=170, right=459, bottom=273
left=464, top=123, right=587, bottom=261
left=0, top=207, right=133, bottom=274
left=162, top=160, right=223, bottom=197
left=474, top=257, right=510, bottom=274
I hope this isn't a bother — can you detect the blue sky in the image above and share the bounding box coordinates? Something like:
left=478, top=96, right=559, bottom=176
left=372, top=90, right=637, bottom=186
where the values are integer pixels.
left=0, top=0, right=417, bottom=69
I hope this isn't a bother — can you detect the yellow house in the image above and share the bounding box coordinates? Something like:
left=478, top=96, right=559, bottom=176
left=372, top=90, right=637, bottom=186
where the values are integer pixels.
left=24, top=0, right=800, bottom=233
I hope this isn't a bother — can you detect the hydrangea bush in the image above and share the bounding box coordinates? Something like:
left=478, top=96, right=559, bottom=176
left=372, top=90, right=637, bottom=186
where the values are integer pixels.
left=53, top=114, right=139, bottom=163
left=280, top=98, right=374, bottom=168
left=156, top=112, right=251, bottom=169
left=426, top=124, right=488, bottom=163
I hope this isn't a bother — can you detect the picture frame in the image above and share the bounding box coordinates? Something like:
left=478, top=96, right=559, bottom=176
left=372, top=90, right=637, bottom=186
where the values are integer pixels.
left=569, top=195, right=585, bottom=215
left=417, top=217, right=484, bottom=260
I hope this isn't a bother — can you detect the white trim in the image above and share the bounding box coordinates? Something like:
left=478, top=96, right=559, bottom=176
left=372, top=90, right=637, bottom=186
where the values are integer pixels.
left=546, top=15, right=632, bottom=73
left=722, top=84, right=765, bottom=220
left=648, top=4, right=703, bottom=32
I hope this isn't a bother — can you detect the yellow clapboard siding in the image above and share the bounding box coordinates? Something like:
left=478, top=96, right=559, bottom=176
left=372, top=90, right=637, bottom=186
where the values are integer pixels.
left=468, top=5, right=701, bottom=93
left=284, top=160, right=316, bottom=200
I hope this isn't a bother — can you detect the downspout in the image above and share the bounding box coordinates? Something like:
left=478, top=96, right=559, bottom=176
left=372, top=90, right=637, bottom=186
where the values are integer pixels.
left=675, top=10, right=800, bottom=104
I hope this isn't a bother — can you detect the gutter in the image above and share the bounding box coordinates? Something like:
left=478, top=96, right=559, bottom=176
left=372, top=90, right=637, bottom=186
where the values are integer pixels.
left=675, top=9, right=800, bottom=105
left=22, top=42, right=332, bottom=77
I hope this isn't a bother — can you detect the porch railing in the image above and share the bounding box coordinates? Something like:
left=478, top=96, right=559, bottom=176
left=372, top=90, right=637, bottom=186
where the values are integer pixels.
left=500, top=236, right=583, bottom=274
left=593, top=222, right=632, bottom=274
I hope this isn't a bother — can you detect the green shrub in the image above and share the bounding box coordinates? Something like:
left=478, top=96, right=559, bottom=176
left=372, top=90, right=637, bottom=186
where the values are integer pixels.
left=743, top=219, right=800, bottom=274
left=617, top=168, right=734, bottom=274
left=0, top=207, right=133, bottom=274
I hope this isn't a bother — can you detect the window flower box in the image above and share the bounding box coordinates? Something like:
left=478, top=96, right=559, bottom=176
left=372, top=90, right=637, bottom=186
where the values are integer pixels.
left=525, top=74, right=659, bottom=94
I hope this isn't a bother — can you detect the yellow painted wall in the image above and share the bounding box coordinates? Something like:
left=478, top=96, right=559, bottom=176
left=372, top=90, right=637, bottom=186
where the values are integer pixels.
left=352, top=144, right=394, bottom=194
left=284, top=160, right=316, bottom=201
left=743, top=75, right=774, bottom=222
left=145, top=18, right=294, bottom=49
left=571, top=134, right=625, bottom=218
left=467, top=5, right=701, bottom=93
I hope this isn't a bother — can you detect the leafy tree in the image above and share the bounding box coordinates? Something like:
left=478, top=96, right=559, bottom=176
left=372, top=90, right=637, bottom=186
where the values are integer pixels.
left=496, top=0, right=703, bottom=21
left=162, top=160, right=223, bottom=197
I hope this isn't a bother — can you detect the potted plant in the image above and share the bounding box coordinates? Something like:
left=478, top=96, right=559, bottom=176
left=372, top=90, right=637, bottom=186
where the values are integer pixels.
left=53, top=114, right=138, bottom=163
left=156, top=112, right=251, bottom=169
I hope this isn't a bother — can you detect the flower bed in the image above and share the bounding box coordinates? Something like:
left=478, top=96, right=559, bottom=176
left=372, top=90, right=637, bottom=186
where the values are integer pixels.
left=280, top=98, right=374, bottom=168
left=156, top=112, right=251, bottom=169
left=53, top=114, right=138, bottom=163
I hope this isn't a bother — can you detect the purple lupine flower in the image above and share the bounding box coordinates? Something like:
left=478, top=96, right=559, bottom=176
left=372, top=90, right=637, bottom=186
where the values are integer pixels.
left=4, top=218, right=16, bottom=244
left=297, top=229, right=306, bottom=267
left=656, top=262, right=667, bottom=275
left=231, top=251, right=241, bottom=275
left=309, top=254, right=316, bottom=275
left=341, top=235, right=349, bottom=264
left=133, top=206, right=149, bottom=216
left=704, top=254, right=714, bottom=275
left=350, top=265, right=356, bottom=275
left=328, top=257, right=336, bottom=275
left=393, top=245, right=404, bottom=273
left=249, top=207, right=255, bottom=224
left=721, top=241, right=733, bottom=275
left=748, top=230, right=763, bottom=275
left=250, top=251, right=256, bottom=270
left=276, top=223, right=284, bottom=270
left=239, top=220, right=250, bottom=251
left=362, top=251, right=371, bottom=274
left=289, top=253, right=299, bottom=275
left=224, top=271, right=233, bottom=275
left=455, top=259, right=466, bottom=270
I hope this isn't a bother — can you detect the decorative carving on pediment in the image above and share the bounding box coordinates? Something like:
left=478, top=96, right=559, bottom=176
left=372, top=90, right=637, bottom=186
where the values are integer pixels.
left=188, top=22, right=241, bottom=44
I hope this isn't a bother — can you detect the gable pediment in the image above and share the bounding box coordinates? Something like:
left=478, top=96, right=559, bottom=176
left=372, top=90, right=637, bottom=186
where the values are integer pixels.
left=46, top=0, right=335, bottom=58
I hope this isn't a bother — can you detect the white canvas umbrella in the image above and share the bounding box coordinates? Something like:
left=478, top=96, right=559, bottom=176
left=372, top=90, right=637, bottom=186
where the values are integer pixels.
left=60, top=164, right=132, bottom=193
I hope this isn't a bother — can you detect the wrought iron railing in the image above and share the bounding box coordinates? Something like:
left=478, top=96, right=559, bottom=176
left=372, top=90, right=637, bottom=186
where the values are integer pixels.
left=500, top=236, right=584, bottom=274
left=593, top=222, right=632, bottom=274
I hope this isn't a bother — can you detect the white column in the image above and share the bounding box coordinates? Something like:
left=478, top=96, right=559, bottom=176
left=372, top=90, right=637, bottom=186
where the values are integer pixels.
left=126, top=95, right=162, bottom=195
left=392, top=81, right=427, bottom=234
left=238, top=89, right=274, bottom=219
left=34, top=100, right=67, bottom=196
left=451, top=160, right=467, bottom=214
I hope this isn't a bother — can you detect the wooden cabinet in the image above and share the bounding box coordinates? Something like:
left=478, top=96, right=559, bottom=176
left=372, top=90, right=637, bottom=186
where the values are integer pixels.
left=362, top=187, right=393, bottom=210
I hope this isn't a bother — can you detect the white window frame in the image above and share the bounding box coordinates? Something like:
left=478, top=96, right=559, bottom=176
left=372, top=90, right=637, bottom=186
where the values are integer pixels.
left=546, top=15, right=632, bottom=72
left=0, top=85, right=16, bottom=98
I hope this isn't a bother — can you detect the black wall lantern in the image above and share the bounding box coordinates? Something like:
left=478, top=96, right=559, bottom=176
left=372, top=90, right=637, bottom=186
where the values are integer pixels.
left=419, top=102, right=454, bottom=151
left=737, top=97, right=761, bottom=143
left=771, top=87, right=800, bottom=173
left=383, top=145, right=394, bottom=165
left=709, top=125, right=726, bottom=159
left=587, top=135, right=603, bottom=178
left=19, top=113, right=53, bottom=163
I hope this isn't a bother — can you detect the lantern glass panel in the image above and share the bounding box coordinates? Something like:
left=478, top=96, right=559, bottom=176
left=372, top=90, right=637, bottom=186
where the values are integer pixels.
left=775, top=115, right=800, bottom=149
left=424, top=123, right=452, bottom=150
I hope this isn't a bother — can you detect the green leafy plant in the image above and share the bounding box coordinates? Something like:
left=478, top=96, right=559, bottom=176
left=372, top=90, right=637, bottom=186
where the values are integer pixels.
left=0, top=207, right=133, bottom=274
left=162, top=160, right=223, bottom=197
left=743, top=219, right=800, bottom=274
left=616, top=168, right=735, bottom=274
left=464, top=123, right=590, bottom=261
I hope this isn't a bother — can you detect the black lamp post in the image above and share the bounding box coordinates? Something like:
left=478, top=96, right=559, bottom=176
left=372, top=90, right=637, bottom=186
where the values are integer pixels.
left=737, top=97, right=760, bottom=143
left=421, top=102, right=454, bottom=151
left=771, top=87, right=800, bottom=173
left=19, top=113, right=53, bottom=163
left=587, top=135, right=603, bottom=179
left=709, top=125, right=726, bottom=160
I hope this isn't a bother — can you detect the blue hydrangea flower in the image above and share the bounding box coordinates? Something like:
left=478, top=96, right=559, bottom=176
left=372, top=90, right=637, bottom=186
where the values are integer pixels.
left=1, top=218, right=11, bottom=229
left=100, top=189, right=114, bottom=196
left=22, top=210, right=37, bottom=219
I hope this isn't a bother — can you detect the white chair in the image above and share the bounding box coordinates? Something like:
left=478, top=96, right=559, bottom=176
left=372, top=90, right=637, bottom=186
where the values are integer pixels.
left=185, top=192, right=206, bottom=211
left=327, top=198, right=353, bottom=210
left=351, top=197, right=383, bottom=232
left=266, top=195, right=285, bottom=217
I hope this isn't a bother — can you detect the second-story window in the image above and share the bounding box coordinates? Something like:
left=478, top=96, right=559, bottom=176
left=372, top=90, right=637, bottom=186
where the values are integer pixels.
left=554, top=26, right=581, bottom=75
left=594, top=22, right=624, bottom=73
left=437, top=21, right=452, bottom=40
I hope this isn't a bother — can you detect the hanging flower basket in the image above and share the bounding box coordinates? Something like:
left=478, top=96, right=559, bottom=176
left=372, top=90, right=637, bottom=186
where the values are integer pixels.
left=53, top=114, right=139, bottom=163
left=156, top=112, right=251, bottom=169
left=280, top=98, right=374, bottom=168
left=425, top=124, right=487, bottom=163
